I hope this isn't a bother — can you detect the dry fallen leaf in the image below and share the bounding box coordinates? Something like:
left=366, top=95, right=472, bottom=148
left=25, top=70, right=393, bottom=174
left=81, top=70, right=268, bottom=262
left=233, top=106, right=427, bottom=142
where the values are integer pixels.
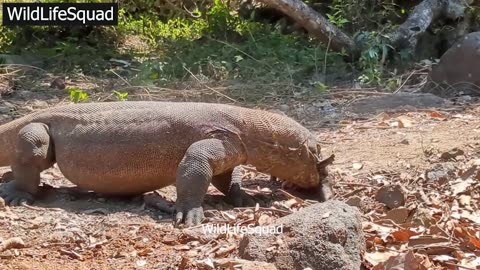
left=174, top=245, right=191, bottom=251
left=196, top=258, right=215, bottom=270
left=469, top=236, right=480, bottom=249
left=372, top=250, right=423, bottom=270
left=431, top=255, right=456, bottom=263
left=408, top=235, right=450, bottom=248
left=458, top=195, right=472, bottom=206
left=461, top=211, right=480, bottom=223
left=381, top=113, right=391, bottom=121
left=138, top=248, right=153, bottom=256
left=430, top=111, right=444, bottom=118
left=162, top=235, right=177, bottom=245
left=385, top=207, right=410, bottom=224
left=391, top=229, right=417, bottom=242
left=429, top=225, right=449, bottom=238
left=450, top=178, right=475, bottom=196
left=364, top=251, right=400, bottom=267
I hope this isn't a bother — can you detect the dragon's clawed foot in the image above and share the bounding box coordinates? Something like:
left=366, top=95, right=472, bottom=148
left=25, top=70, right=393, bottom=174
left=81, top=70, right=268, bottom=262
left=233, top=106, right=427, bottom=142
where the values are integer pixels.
left=226, top=186, right=258, bottom=207
left=174, top=205, right=204, bottom=227
left=0, top=181, right=34, bottom=206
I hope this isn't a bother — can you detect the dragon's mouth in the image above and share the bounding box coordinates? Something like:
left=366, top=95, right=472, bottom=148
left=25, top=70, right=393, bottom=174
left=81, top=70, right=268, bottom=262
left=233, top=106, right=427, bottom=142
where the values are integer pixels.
left=316, top=154, right=335, bottom=170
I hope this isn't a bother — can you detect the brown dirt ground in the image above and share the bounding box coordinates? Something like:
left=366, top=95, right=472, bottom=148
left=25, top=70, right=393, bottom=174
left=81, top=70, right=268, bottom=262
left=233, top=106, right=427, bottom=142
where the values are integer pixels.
left=1, top=74, right=480, bottom=270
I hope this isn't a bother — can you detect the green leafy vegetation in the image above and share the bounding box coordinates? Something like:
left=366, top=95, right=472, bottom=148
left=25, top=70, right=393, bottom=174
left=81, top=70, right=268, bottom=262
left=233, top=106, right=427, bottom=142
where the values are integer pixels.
left=68, top=87, right=89, bottom=103
left=0, top=1, right=346, bottom=86
left=113, top=90, right=129, bottom=101
left=0, top=0, right=436, bottom=93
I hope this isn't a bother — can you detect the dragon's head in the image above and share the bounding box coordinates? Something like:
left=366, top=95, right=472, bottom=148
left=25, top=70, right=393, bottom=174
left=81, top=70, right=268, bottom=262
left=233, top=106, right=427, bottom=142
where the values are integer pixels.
left=268, top=139, right=335, bottom=202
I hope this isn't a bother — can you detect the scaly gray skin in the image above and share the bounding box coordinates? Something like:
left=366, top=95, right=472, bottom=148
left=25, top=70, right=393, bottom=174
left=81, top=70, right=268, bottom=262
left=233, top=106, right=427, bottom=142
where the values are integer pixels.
left=0, top=101, right=334, bottom=226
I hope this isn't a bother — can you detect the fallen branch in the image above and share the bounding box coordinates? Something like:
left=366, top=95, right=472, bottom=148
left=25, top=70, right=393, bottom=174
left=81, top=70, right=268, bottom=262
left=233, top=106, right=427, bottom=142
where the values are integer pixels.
left=256, top=0, right=357, bottom=56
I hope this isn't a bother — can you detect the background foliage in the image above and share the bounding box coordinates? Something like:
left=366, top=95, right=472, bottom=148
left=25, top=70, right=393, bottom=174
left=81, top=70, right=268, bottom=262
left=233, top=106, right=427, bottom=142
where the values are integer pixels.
left=0, top=0, right=477, bottom=93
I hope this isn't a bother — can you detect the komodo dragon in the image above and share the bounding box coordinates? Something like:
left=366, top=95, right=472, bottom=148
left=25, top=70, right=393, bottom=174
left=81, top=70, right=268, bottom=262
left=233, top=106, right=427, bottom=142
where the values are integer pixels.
left=0, top=101, right=334, bottom=226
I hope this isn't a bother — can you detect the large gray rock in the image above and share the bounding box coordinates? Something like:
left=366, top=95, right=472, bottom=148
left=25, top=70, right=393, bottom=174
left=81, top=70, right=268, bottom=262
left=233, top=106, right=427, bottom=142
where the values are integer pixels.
left=0, top=54, right=44, bottom=67
left=426, top=31, right=480, bottom=97
left=238, top=200, right=365, bottom=270
left=344, top=93, right=449, bottom=116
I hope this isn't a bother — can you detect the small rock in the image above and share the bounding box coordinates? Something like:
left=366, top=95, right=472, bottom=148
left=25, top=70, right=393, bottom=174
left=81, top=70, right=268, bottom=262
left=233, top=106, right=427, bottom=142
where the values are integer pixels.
left=0, top=102, right=17, bottom=115
left=400, top=139, right=409, bottom=145
left=440, top=148, right=464, bottom=161
left=50, top=77, right=66, bottom=90
left=352, top=163, right=363, bottom=170
left=345, top=196, right=362, bottom=209
left=426, top=163, right=456, bottom=185
left=279, top=104, right=289, bottom=111
left=31, top=100, right=49, bottom=109
left=375, top=184, right=406, bottom=209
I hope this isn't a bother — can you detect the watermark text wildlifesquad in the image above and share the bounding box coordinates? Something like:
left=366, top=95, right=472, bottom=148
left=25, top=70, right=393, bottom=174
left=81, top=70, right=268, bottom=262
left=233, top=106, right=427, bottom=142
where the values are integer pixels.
left=202, top=223, right=284, bottom=236
left=2, top=3, right=118, bottom=26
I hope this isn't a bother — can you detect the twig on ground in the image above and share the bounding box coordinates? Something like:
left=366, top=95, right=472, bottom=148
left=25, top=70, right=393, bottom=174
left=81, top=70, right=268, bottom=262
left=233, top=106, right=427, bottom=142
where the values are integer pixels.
left=235, top=206, right=292, bottom=215
left=20, top=202, right=63, bottom=212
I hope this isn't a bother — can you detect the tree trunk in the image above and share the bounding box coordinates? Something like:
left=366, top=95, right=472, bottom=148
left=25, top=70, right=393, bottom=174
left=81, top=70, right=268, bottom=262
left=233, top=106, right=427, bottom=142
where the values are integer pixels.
left=387, top=0, right=466, bottom=51
left=257, top=0, right=357, bottom=56
left=258, top=0, right=468, bottom=59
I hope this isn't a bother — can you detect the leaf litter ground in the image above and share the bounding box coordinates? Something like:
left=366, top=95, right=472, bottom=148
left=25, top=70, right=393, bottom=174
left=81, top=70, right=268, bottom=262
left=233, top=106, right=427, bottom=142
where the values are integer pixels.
left=1, top=74, right=480, bottom=270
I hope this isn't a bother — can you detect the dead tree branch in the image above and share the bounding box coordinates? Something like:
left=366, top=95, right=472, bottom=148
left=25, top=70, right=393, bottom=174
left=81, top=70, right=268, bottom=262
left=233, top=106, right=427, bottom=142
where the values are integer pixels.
left=257, top=0, right=357, bottom=56
left=387, top=0, right=466, bottom=50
